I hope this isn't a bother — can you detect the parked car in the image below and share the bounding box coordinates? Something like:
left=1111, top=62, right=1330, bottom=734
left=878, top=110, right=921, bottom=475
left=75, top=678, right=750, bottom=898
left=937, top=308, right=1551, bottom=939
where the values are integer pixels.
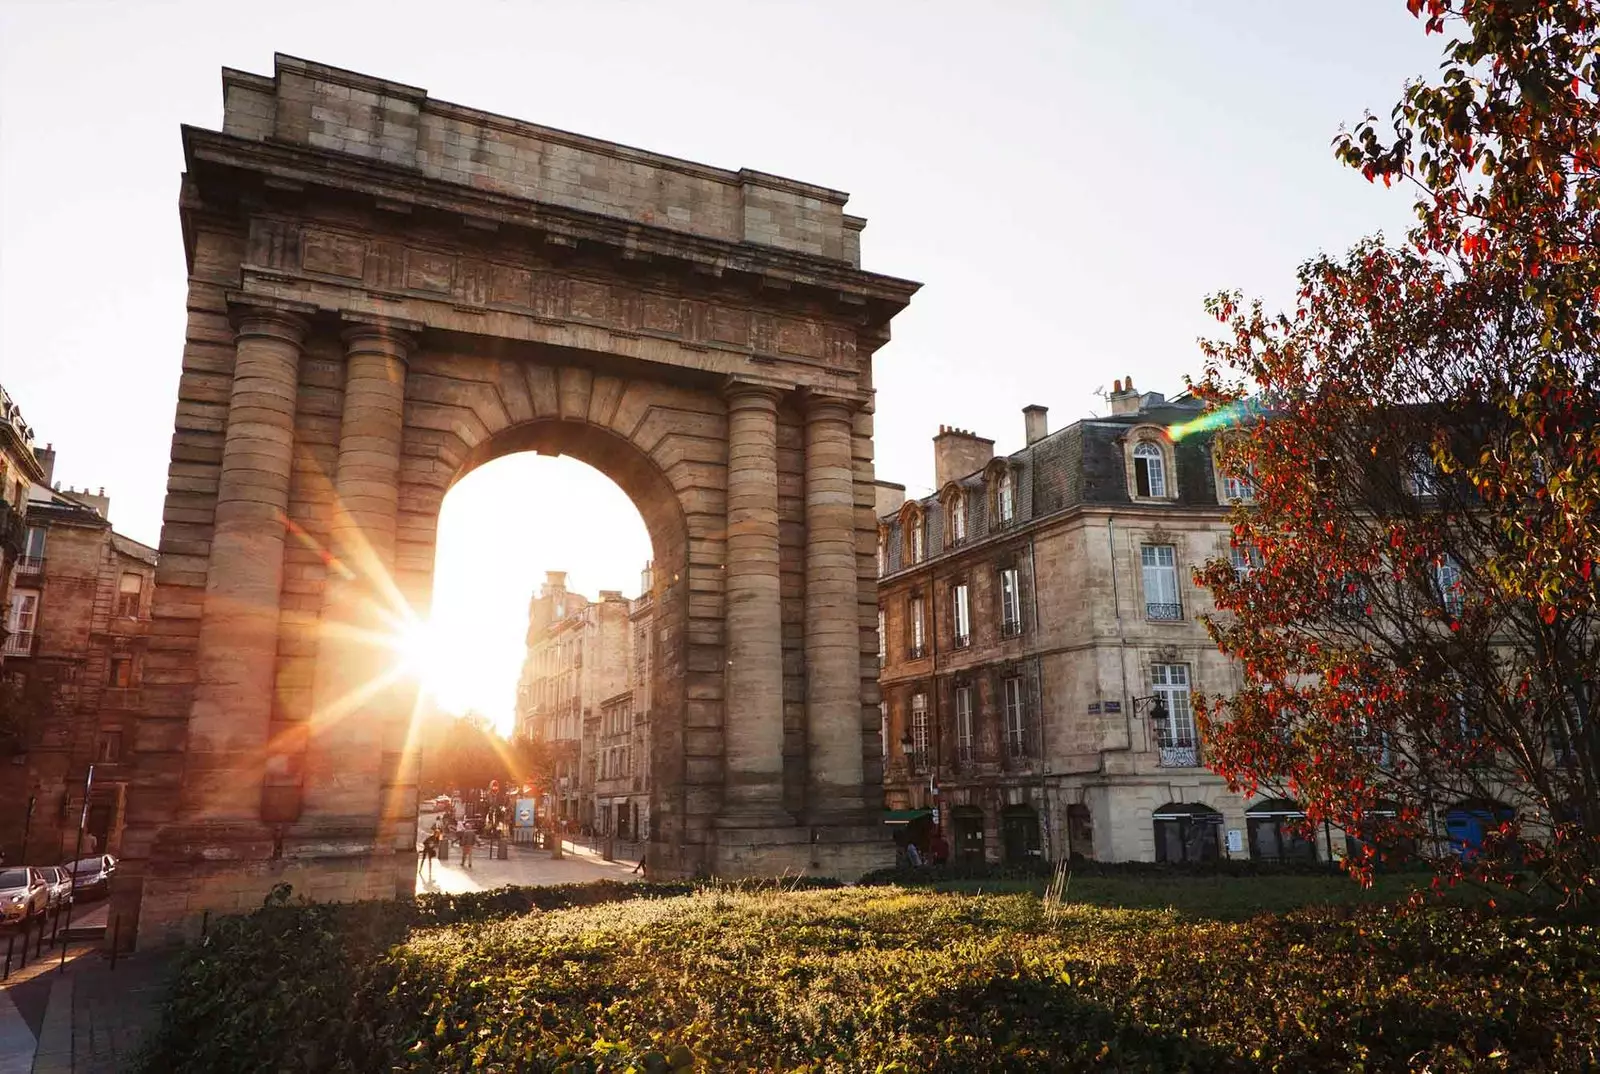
left=0, top=867, right=50, bottom=926
left=69, top=855, right=116, bottom=900
left=39, top=866, right=73, bottom=915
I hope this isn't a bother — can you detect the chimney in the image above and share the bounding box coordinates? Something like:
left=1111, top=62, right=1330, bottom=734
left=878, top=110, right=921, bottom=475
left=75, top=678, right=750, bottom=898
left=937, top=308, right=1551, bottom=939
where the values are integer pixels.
left=874, top=480, right=906, bottom=519
left=932, top=425, right=995, bottom=487
left=544, top=570, right=567, bottom=596
left=599, top=589, right=625, bottom=603
left=1023, top=405, right=1049, bottom=446
left=1108, top=375, right=1143, bottom=417
left=34, top=443, right=55, bottom=486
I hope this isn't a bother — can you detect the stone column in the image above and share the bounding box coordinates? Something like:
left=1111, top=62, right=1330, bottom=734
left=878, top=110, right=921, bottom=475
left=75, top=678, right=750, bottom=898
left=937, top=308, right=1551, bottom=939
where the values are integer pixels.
left=720, top=378, right=787, bottom=822
left=184, top=303, right=307, bottom=820
left=302, top=319, right=414, bottom=831
left=803, top=392, right=865, bottom=818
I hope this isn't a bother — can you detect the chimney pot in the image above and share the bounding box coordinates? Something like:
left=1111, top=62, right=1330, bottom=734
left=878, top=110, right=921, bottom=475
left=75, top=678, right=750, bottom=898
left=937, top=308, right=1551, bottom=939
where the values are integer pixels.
left=1125, top=374, right=1134, bottom=390
left=1113, top=378, right=1122, bottom=392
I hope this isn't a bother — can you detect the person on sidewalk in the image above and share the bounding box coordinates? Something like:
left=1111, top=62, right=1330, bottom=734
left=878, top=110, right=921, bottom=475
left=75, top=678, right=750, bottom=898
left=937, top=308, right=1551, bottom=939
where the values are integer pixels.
left=458, top=824, right=477, bottom=869
left=418, top=830, right=439, bottom=880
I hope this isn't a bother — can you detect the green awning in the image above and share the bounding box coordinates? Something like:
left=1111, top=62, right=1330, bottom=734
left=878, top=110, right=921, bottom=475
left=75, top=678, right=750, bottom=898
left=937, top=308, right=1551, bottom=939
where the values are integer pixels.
left=883, top=809, right=932, bottom=825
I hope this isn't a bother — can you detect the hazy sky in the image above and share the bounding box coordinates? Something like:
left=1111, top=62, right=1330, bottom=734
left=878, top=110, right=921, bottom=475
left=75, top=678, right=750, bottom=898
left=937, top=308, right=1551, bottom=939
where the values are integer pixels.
left=0, top=1, right=1440, bottom=730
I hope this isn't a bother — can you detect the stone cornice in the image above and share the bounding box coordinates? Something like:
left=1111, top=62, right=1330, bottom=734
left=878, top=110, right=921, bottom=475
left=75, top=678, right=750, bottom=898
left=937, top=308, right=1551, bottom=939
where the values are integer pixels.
left=182, top=127, right=921, bottom=313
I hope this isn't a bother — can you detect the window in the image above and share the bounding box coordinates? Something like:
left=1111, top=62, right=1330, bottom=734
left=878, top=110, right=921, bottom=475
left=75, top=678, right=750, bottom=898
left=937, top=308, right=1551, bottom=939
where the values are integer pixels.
left=955, top=685, right=975, bottom=764
left=909, top=514, right=925, bottom=564
left=1133, top=441, right=1166, bottom=498
left=19, top=525, right=44, bottom=572
left=908, top=594, right=926, bottom=659
left=996, top=469, right=1016, bottom=524
left=1003, top=676, right=1027, bottom=758
left=948, top=492, right=967, bottom=544
left=107, top=655, right=133, bottom=688
left=1141, top=545, right=1181, bottom=620
left=4, top=591, right=37, bottom=655
left=1409, top=451, right=1440, bottom=497
left=877, top=608, right=886, bottom=663
left=116, top=573, right=143, bottom=618
left=1246, top=800, right=1317, bottom=862
left=1151, top=663, right=1197, bottom=766
left=1435, top=555, right=1464, bottom=615
left=951, top=582, right=971, bottom=648
left=999, top=567, right=1022, bottom=636
left=1229, top=542, right=1264, bottom=578
left=1222, top=466, right=1256, bottom=504
left=1153, top=803, right=1222, bottom=863
left=877, top=528, right=888, bottom=577
left=909, top=692, right=929, bottom=766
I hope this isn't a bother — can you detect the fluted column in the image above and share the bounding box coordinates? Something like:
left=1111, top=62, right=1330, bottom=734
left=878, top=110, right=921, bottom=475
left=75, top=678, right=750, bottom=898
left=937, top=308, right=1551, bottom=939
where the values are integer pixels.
left=184, top=303, right=307, bottom=819
left=804, top=392, right=865, bottom=818
left=720, top=378, right=787, bottom=821
left=302, top=319, right=414, bottom=823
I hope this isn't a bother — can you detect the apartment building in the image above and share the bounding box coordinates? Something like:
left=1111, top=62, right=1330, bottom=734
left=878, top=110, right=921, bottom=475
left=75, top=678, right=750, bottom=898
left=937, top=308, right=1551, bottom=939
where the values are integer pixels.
left=877, top=379, right=1298, bottom=865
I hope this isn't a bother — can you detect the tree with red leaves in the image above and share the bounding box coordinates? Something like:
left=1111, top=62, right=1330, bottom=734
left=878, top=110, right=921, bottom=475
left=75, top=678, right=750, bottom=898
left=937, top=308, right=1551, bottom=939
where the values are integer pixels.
left=1194, top=0, right=1600, bottom=907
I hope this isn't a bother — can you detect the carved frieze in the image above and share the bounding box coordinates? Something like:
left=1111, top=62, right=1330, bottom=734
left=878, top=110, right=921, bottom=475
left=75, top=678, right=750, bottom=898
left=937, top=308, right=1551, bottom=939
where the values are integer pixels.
left=245, top=217, right=864, bottom=373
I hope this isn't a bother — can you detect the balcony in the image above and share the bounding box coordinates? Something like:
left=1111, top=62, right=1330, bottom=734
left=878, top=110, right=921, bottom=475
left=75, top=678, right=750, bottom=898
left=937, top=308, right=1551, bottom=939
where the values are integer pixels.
left=956, top=743, right=976, bottom=766
left=1, top=631, right=33, bottom=657
left=1145, top=602, right=1183, bottom=622
left=15, top=555, right=42, bottom=575
left=907, top=644, right=926, bottom=660
left=952, top=632, right=971, bottom=650
left=1156, top=737, right=1199, bottom=768
left=1000, top=619, right=1023, bottom=638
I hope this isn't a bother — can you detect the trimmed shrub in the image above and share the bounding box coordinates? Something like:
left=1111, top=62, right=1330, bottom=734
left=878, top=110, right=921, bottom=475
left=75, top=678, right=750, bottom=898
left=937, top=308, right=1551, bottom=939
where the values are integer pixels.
left=137, top=881, right=1600, bottom=1072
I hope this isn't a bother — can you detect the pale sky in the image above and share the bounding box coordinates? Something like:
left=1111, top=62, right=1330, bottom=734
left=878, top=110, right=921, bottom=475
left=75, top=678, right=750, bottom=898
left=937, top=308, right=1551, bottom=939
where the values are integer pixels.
left=0, top=1, right=1439, bottom=732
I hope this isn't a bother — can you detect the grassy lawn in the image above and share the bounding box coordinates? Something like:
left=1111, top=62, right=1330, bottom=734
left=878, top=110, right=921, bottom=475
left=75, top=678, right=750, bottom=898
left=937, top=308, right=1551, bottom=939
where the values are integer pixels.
left=137, top=877, right=1598, bottom=1072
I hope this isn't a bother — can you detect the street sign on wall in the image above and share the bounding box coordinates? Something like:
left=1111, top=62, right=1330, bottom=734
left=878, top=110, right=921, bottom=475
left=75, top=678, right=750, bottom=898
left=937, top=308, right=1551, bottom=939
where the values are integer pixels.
left=514, top=798, right=537, bottom=828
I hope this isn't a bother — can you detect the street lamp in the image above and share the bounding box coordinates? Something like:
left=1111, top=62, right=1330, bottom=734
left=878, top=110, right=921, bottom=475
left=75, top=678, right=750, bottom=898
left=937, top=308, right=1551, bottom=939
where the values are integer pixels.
left=1131, top=695, right=1169, bottom=725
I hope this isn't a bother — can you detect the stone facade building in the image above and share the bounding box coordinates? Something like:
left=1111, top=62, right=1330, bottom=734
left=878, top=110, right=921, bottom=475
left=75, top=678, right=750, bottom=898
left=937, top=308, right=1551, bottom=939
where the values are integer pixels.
left=0, top=476, right=157, bottom=864
left=877, top=379, right=1293, bottom=866
left=514, top=572, right=630, bottom=828
left=0, top=383, right=48, bottom=677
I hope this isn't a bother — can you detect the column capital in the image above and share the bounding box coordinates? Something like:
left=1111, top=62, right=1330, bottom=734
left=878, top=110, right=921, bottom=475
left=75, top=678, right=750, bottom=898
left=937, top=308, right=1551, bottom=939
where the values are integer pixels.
left=722, top=374, right=787, bottom=406
left=340, top=312, right=423, bottom=359
left=800, top=387, right=867, bottom=419
left=226, top=295, right=315, bottom=345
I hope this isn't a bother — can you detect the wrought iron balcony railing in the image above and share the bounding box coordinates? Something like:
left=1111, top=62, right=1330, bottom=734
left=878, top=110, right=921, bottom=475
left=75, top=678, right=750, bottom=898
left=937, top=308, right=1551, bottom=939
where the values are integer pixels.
left=1145, top=602, right=1183, bottom=622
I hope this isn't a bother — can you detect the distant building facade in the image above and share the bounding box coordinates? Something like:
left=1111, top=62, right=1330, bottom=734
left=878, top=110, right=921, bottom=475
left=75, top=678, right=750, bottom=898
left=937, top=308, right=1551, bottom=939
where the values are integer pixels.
left=0, top=472, right=157, bottom=864
left=0, top=384, right=48, bottom=677
left=514, top=571, right=631, bottom=830
left=877, top=380, right=1310, bottom=866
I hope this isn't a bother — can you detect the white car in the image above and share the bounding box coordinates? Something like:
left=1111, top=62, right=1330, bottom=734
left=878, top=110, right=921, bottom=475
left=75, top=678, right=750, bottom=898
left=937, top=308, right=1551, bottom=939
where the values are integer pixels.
left=0, top=867, right=50, bottom=926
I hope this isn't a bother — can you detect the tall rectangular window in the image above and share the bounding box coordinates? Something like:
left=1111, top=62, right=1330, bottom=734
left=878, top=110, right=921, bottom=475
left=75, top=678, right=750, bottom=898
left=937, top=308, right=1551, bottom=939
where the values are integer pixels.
left=3, top=591, right=36, bottom=656
left=1003, top=676, right=1026, bottom=757
left=19, top=525, right=45, bottom=572
left=877, top=608, right=886, bottom=663
left=1133, top=442, right=1166, bottom=498
left=1223, top=467, right=1256, bottom=503
left=1435, top=555, right=1464, bottom=615
left=1152, top=663, right=1196, bottom=767
left=910, top=519, right=925, bottom=563
left=951, top=582, right=971, bottom=647
left=1141, top=545, right=1181, bottom=620
left=999, top=568, right=1022, bottom=636
left=116, top=572, right=143, bottom=619
left=910, top=692, right=929, bottom=764
left=908, top=594, right=926, bottom=658
left=107, top=655, right=133, bottom=688
left=1229, top=542, right=1263, bottom=577
left=955, top=685, right=975, bottom=764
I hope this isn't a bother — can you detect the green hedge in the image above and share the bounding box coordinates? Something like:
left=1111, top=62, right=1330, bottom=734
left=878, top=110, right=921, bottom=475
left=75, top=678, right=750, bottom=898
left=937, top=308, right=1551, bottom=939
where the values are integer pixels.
left=137, top=881, right=1600, bottom=1072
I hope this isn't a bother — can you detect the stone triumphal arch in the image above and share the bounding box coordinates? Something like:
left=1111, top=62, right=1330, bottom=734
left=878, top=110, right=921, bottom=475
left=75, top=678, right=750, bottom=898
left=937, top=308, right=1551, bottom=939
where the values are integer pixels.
left=123, top=56, right=917, bottom=945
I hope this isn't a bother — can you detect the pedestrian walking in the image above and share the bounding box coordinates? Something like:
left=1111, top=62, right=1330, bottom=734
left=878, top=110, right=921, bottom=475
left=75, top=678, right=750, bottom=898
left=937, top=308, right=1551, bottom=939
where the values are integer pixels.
left=458, top=823, right=477, bottom=869
left=418, top=830, right=439, bottom=880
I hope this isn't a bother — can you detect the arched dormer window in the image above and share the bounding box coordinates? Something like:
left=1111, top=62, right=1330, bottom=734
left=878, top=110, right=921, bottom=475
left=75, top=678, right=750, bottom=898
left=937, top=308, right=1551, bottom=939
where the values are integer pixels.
left=940, top=483, right=968, bottom=546
left=985, top=459, right=1017, bottom=527
left=1125, top=429, right=1176, bottom=501
left=877, top=523, right=889, bottom=577
left=900, top=502, right=926, bottom=565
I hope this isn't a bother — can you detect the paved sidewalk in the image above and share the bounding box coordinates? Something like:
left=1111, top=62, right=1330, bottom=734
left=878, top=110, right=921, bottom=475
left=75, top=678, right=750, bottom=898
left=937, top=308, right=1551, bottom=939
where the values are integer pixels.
left=417, top=838, right=643, bottom=894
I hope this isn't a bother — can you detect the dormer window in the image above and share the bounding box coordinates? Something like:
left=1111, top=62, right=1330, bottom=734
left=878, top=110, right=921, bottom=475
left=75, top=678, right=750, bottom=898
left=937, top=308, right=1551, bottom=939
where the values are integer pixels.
left=942, top=485, right=968, bottom=545
left=900, top=503, right=926, bottom=565
left=910, top=518, right=925, bottom=562
left=1133, top=441, right=1167, bottom=498
left=877, top=524, right=889, bottom=577
left=1408, top=451, right=1440, bottom=498
left=996, top=469, right=1015, bottom=524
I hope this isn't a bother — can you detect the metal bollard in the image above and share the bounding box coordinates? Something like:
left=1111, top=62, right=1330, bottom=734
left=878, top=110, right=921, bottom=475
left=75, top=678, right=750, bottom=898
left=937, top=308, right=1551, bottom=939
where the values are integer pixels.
left=18, top=924, right=27, bottom=969
left=50, top=910, right=59, bottom=948
left=4, top=933, right=13, bottom=979
left=35, top=918, right=44, bottom=961
left=110, top=915, right=120, bottom=970
left=200, top=910, right=210, bottom=941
